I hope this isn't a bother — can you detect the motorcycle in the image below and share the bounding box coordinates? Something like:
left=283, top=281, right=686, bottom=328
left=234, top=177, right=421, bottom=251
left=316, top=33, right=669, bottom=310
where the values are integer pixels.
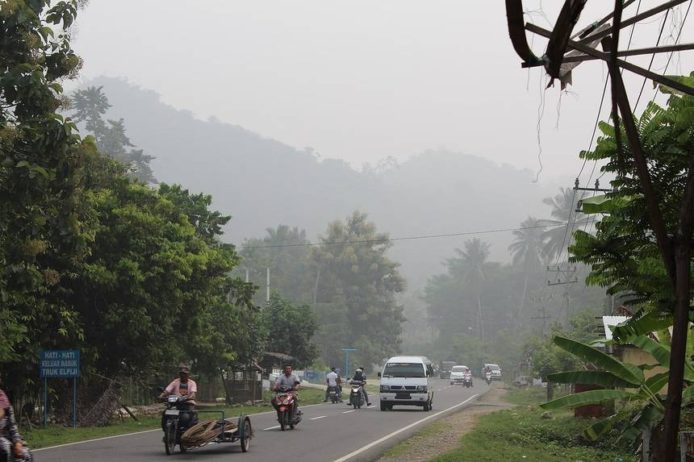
left=349, top=380, right=365, bottom=409
left=161, top=394, right=197, bottom=455
left=0, top=445, right=33, bottom=462
left=327, top=385, right=340, bottom=404
left=485, top=371, right=492, bottom=385
left=463, top=372, right=473, bottom=388
left=272, top=386, right=301, bottom=431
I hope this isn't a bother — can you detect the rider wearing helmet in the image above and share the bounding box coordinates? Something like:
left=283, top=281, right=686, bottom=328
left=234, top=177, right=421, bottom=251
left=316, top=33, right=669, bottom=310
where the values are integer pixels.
left=351, top=367, right=371, bottom=407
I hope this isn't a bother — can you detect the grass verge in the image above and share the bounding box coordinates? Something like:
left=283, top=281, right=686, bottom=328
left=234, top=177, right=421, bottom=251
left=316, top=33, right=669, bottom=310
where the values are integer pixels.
left=25, top=387, right=325, bottom=449
left=433, top=387, right=634, bottom=462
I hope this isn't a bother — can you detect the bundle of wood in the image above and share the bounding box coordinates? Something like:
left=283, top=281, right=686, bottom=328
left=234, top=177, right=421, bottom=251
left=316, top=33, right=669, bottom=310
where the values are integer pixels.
left=181, top=418, right=237, bottom=448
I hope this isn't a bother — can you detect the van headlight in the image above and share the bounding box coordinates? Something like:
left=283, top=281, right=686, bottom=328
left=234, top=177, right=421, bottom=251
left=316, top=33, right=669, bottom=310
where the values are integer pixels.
left=416, top=385, right=427, bottom=392
left=380, top=385, right=389, bottom=392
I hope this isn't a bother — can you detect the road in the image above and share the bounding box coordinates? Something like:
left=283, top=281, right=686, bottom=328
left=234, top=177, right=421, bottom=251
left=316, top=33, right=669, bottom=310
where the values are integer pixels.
left=36, top=378, right=489, bottom=462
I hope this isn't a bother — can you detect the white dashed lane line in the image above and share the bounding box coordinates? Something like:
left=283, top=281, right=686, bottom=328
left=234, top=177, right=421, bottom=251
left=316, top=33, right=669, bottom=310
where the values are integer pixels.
left=263, top=425, right=281, bottom=431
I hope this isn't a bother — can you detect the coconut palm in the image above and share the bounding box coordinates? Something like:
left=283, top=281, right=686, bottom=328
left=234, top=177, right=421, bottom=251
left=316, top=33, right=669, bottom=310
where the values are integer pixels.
left=541, top=187, right=592, bottom=261
left=509, top=217, right=547, bottom=318
left=455, top=238, right=491, bottom=340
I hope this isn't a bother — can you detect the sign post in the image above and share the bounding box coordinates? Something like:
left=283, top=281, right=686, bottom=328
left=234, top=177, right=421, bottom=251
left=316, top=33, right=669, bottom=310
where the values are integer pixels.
left=341, top=348, right=357, bottom=379
left=39, top=350, right=80, bottom=428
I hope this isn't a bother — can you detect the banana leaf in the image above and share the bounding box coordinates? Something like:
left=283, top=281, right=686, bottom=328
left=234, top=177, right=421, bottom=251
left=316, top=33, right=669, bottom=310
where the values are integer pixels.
left=611, top=310, right=672, bottom=343
left=631, top=403, right=664, bottom=432
left=541, top=389, right=636, bottom=410
left=644, top=371, right=669, bottom=392
left=584, top=414, right=617, bottom=441
left=631, top=335, right=694, bottom=381
left=547, top=370, right=635, bottom=389
left=553, top=336, right=643, bottom=385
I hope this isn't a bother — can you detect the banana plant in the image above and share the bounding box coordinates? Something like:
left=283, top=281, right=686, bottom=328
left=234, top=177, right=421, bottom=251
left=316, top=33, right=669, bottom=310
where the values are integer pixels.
left=540, top=335, right=694, bottom=443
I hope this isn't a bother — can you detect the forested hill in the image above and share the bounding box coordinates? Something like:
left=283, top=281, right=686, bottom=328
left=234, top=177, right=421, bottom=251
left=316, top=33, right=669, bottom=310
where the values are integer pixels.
left=83, top=77, right=559, bottom=288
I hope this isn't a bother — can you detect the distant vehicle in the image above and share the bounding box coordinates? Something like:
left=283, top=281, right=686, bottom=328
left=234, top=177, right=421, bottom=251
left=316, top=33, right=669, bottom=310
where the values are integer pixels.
left=482, top=363, right=502, bottom=381
left=439, top=361, right=456, bottom=379
left=513, top=375, right=530, bottom=387
left=449, top=365, right=470, bottom=386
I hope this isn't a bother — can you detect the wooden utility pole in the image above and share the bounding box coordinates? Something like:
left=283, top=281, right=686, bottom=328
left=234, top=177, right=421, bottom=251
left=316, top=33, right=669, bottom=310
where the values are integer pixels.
left=504, top=1, right=694, bottom=459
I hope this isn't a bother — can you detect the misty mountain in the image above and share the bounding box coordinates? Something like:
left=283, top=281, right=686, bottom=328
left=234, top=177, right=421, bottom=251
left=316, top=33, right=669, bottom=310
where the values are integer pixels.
left=81, top=77, right=560, bottom=289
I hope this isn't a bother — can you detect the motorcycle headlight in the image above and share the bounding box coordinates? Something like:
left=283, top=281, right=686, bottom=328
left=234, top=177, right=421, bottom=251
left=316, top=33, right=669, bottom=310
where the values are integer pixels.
left=416, top=385, right=427, bottom=392
left=380, top=385, right=389, bottom=392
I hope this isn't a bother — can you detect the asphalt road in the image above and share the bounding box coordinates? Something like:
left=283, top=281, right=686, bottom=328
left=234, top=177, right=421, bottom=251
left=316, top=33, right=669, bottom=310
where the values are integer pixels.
left=36, top=378, right=489, bottom=462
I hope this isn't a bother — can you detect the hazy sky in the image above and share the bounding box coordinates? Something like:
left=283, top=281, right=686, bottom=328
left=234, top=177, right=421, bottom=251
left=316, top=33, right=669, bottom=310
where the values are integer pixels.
left=70, top=1, right=693, bottom=186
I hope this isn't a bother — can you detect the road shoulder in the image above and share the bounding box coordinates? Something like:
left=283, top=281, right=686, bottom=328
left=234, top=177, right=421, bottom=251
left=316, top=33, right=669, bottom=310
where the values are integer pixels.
left=376, top=386, right=512, bottom=462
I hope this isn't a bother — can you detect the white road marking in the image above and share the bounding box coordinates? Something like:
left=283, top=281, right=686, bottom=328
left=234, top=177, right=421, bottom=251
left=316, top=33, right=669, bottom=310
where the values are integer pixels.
left=35, top=402, right=329, bottom=451
left=333, top=394, right=479, bottom=462
left=33, top=429, right=161, bottom=452
left=310, top=415, right=327, bottom=420
left=263, top=425, right=281, bottom=431
left=342, top=410, right=355, bottom=414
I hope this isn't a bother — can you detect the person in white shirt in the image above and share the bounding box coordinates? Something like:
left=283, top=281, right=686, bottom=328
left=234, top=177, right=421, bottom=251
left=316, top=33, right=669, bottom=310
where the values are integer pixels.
left=324, top=367, right=342, bottom=402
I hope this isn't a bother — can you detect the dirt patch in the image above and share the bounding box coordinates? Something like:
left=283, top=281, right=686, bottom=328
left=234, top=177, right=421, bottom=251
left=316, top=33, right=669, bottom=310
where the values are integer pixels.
left=376, top=386, right=514, bottom=462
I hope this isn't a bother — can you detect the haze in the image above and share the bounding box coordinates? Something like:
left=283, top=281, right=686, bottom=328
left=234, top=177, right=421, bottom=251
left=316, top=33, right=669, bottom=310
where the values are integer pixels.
left=70, top=1, right=693, bottom=185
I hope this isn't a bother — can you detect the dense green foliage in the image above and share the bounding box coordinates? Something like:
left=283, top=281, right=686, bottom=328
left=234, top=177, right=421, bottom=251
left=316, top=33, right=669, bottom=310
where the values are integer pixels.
left=571, top=78, right=694, bottom=323
left=0, top=1, right=259, bottom=412
left=312, top=212, right=405, bottom=370
left=261, top=294, right=318, bottom=368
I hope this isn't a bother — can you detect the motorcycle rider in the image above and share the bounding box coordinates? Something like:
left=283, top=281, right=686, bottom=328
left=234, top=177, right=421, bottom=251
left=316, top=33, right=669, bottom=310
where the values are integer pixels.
left=159, top=365, right=197, bottom=431
left=273, top=364, right=301, bottom=421
left=0, top=388, right=28, bottom=461
left=350, top=367, right=371, bottom=407
left=324, top=367, right=342, bottom=402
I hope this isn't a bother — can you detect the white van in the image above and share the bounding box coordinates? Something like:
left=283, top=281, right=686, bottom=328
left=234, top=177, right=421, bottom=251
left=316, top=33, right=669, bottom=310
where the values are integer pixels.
left=378, top=356, right=434, bottom=411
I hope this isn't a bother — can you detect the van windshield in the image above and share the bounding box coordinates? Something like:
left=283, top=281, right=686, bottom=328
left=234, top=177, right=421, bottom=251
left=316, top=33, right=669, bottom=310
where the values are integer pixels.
left=382, top=363, right=425, bottom=378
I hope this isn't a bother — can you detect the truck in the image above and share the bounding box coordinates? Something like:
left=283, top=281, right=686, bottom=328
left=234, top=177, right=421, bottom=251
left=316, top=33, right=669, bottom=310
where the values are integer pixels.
left=438, top=360, right=456, bottom=379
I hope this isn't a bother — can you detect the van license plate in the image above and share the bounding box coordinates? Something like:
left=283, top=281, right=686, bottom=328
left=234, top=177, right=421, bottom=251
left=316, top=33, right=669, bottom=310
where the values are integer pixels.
left=395, top=392, right=411, bottom=399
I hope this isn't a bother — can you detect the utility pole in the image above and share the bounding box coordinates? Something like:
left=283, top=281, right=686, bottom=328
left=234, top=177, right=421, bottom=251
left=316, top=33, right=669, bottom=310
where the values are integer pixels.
left=531, top=306, right=551, bottom=336
left=266, top=267, right=270, bottom=304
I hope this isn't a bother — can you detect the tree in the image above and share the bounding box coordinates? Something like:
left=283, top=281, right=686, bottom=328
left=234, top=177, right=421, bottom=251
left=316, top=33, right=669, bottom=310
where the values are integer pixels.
left=71, top=86, right=156, bottom=183
left=454, top=238, right=491, bottom=340
left=0, top=0, right=89, bottom=396
left=240, top=225, right=315, bottom=306
left=261, top=294, right=318, bottom=368
left=509, top=216, right=546, bottom=318
left=541, top=187, right=591, bottom=261
left=312, top=212, right=405, bottom=369
left=570, top=76, right=694, bottom=459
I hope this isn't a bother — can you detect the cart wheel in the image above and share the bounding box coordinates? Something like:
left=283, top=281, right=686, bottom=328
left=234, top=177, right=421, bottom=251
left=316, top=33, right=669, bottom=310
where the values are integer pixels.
left=240, top=418, right=251, bottom=452
left=164, top=421, right=176, bottom=455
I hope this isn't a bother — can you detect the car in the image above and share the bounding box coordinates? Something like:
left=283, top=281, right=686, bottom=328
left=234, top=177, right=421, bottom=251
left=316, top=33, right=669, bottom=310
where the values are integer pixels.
left=482, top=363, right=502, bottom=381
left=513, top=375, right=530, bottom=387
left=378, top=356, right=434, bottom=411
left=449, top=365, right=470, bottom=385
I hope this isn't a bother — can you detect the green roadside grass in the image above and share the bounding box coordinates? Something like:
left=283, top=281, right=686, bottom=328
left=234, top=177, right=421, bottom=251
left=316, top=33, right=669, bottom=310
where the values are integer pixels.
left=432, top=386, right=635, bottom=462
left=24, top=387, right=325, bottom=449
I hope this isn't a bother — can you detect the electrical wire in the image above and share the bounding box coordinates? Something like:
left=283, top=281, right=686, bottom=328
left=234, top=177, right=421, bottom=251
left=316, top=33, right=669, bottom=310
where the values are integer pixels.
left=634, top=7, right=671, bottom=112
left=655, top=0, right=692, bottom=99
left=243, top=224, right=556, bottom=250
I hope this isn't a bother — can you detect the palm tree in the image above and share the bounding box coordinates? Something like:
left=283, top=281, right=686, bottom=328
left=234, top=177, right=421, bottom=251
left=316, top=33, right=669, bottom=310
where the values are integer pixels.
left=540, top=187, right=591, bottom=261
left=456, top=238, right=490, bottom=340
left=509, top=217, right=546, bottom=318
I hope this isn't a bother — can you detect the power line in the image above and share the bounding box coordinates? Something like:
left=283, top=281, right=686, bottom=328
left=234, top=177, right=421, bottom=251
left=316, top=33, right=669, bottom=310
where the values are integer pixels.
left=656, top=0, right=692, bottom=97
left=634, top=7, right=671, bottom=111
left=243, top=224, right=556, bottom=250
